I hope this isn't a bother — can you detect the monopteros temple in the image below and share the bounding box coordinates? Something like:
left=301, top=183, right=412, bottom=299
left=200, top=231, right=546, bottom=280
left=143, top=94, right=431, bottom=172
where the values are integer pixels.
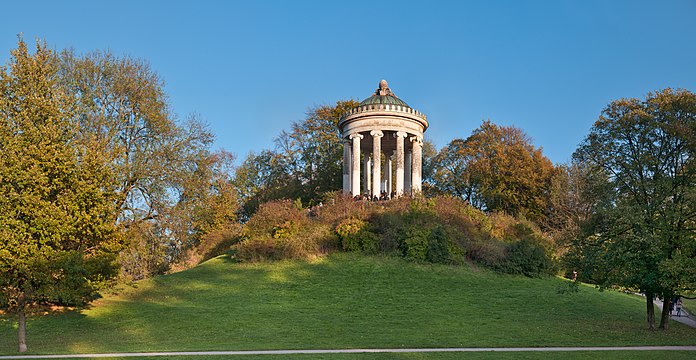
left=338, top=80, right=428, bottom=198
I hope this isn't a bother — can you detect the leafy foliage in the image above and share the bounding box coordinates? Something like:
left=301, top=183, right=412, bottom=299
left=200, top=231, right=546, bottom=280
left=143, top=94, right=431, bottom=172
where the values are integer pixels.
left=336, top=218, right=378, bottom=254
left=57, top=48, right=238, bottom=279
left=235, top=200, right=338, bottom=261
left=499, top=238, right=555, bottom=277
left=233, top=101, right=358, bottom=219
left=234, top=195, right=554, bottom=275
left=432, top=121, right=557, bottom=224
left=0, top=38, right=120, bottom=352
left=569, top=88, right=696, bottom=329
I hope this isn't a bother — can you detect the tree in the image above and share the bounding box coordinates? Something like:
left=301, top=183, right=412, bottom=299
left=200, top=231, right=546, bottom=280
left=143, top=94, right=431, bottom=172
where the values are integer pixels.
left=275, top=100, right=358, bottom=204
left=57, top=50, right=232, bottom=279
left=431, top=138, right=478, bottom=203
left=432, top=121, right=556, bottom=223
left=420, top=139, right=441, bottom=196
left=572, top=89, right=696, bottom=330
left=545, top=161, right=612, bottom=249
left=0, top=39, right=120, bottom=352
left=233, top=101, right=358, bottom=219
left=233, top=150, right=299, bottom=220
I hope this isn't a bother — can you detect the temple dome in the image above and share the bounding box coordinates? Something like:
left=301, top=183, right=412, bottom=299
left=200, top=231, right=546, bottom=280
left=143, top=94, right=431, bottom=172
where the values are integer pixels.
left=358, top=79, right=411, bottom=108
left=359, top=94, right=410, bottom=107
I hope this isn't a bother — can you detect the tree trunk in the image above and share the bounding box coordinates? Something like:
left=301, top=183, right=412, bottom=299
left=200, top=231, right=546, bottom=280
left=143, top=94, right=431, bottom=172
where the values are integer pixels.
left=646, top=292, right=655, bottom=330
left=659, top=296, right=671, bottom=330
left=18, top=295, right=27, bottom=353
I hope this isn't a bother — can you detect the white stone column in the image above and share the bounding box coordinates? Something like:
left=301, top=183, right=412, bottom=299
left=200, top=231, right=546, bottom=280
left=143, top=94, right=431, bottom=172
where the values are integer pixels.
left=371, top=130, right=383, bottom=198
left=350, top=133, right=363, bottom=197
left=411, top=136, right=423, bottom=194
left=394, top=131, right=407, bottom=196
left=343, top=140, right=351, bottom=195
left=405, top=148, right=412, bottom=195
left=386, top=154, right=392, bottom=196
left=365, top=157, right=371, bottom=195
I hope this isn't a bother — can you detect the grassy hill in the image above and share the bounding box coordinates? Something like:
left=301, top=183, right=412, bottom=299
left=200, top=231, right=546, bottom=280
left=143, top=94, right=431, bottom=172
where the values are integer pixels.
left=1, top=253, right=695, bottom=357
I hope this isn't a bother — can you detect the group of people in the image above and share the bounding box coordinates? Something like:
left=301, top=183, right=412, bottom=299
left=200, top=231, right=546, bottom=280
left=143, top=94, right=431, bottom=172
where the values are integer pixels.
left=669, top=297, right=684, bottom=317
left=353, top=191, right=397, bottom=202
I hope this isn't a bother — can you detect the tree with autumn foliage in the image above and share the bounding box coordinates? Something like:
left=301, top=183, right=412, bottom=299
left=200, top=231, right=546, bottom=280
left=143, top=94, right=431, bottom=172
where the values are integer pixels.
left=0, top=39, right=121, bottom=353
left=58, top=49, right=238, bottom=279
left=570, top=89, right=696, bottom=331
left=234, top=101, right=358, bottom=218
left=432, top=120, right=557, bottom=224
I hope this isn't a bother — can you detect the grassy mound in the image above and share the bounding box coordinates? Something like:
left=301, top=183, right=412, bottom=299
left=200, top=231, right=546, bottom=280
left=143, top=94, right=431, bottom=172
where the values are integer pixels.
left=1, top=253, right=695, bottom=355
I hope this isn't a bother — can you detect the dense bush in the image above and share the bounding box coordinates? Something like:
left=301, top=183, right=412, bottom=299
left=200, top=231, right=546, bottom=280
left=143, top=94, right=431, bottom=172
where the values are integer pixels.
left=464, top=240, right=506, bottom=267
left=232, top=194, right=555, bottom=276
left=400, top=225, right=430, bottom=261
left=235, top=199, right=338, bottom=261
left=427, top=226, right=451, bottom=263
left=336, top=218, right=378, bottom=254
left=498, top=238, right=555, bottom=277
left=245, top=200, right=305, bottom=239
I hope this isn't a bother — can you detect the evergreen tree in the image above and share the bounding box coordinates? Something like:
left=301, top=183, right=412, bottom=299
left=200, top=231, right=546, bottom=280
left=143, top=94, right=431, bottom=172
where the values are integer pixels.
left=0, top=38, right=120, bottom=353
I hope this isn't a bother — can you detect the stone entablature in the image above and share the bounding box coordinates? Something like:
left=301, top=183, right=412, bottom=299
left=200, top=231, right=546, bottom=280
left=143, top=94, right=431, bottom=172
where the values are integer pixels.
left=338, top=80, right=428, bottom=198
left=341, top=104, right=428, bottom=121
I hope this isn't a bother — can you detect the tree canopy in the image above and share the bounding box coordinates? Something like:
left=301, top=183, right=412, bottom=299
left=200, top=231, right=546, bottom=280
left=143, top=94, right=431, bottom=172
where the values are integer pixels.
left=570, top=88, right=696, bottom=330
left=233, top=100, right=357, bottom=219
left=0, top=39, right=120, bottom=352
left=432, top=120, right=557, bottom=224
left=58, top=49, right=237, bottom=279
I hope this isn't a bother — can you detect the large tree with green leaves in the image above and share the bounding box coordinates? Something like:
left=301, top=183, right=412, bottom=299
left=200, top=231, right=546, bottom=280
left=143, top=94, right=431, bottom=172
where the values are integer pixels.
left=57, top=49, right=236, bottom=279
left=0, top=39, right=120, bottom=352
left=572, top=89, right=696, bottom=330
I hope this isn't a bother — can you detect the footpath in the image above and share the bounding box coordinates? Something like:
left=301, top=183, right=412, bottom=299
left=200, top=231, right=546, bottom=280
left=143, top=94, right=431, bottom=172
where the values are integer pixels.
left=653, top=298, right=696, bottom=328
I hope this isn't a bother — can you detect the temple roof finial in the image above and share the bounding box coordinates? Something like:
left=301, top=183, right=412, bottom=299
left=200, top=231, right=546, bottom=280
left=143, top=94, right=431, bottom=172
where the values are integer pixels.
left=376, top=79, right=395, bottom=97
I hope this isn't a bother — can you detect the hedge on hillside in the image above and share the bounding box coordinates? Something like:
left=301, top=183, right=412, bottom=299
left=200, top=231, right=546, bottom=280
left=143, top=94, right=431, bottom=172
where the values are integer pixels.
left=233, top=195, right=555, bottom=276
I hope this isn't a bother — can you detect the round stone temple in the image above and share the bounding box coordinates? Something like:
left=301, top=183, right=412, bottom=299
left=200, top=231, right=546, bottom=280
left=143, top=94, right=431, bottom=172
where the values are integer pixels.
left=338, top=80, right=428, bottom=198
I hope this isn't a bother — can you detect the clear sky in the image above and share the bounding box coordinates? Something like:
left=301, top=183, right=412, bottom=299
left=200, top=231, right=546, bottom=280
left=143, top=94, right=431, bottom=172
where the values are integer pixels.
left=2, top=0, right=695, bottom=164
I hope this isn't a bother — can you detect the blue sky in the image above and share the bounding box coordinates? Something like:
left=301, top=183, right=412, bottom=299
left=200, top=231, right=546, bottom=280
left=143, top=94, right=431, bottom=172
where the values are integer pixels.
left=2, top=0, right=695, bottom=164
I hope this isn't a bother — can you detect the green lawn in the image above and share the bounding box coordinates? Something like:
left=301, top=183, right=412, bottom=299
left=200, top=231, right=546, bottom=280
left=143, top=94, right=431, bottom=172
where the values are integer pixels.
left=1, top=253, right=695, bottom=356
left=682, top=298, right=696, bottom=316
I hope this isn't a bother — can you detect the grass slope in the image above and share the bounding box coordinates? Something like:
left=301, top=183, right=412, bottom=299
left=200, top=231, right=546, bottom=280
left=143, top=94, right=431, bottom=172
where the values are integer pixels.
left=1, top=253, right=695, bottom=356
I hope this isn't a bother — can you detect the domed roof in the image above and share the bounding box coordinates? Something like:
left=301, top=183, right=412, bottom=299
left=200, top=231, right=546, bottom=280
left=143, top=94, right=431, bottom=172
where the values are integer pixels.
left=358, top=80, right=411, bottom=108
left=359, top=94, right=410, bottom=107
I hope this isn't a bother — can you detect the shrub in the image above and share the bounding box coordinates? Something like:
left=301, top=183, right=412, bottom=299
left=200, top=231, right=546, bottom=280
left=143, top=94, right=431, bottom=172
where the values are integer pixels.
left=372, top=212, right=404, bottom=253
left=431, top=196, right=483, bottom=240
left=465, top=240, right=506, bottom=267
left=233, top=194, right=557, bottom=274
left=426, top=226, right=451, bottom=264
left=336, top=217, right=365, bottom=240
left=336, top=218, right=378, bottom=254
left=400, top=225, right=430, bottom=261
left=498, top=238, right=554, bottom=277
left=245, top=199, right=305, bottom=239
left=235, top=236, right=279, bottom=262
left=272, top=220, right=299, bottom=239
left=315, top=194, right=370, bottom=226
